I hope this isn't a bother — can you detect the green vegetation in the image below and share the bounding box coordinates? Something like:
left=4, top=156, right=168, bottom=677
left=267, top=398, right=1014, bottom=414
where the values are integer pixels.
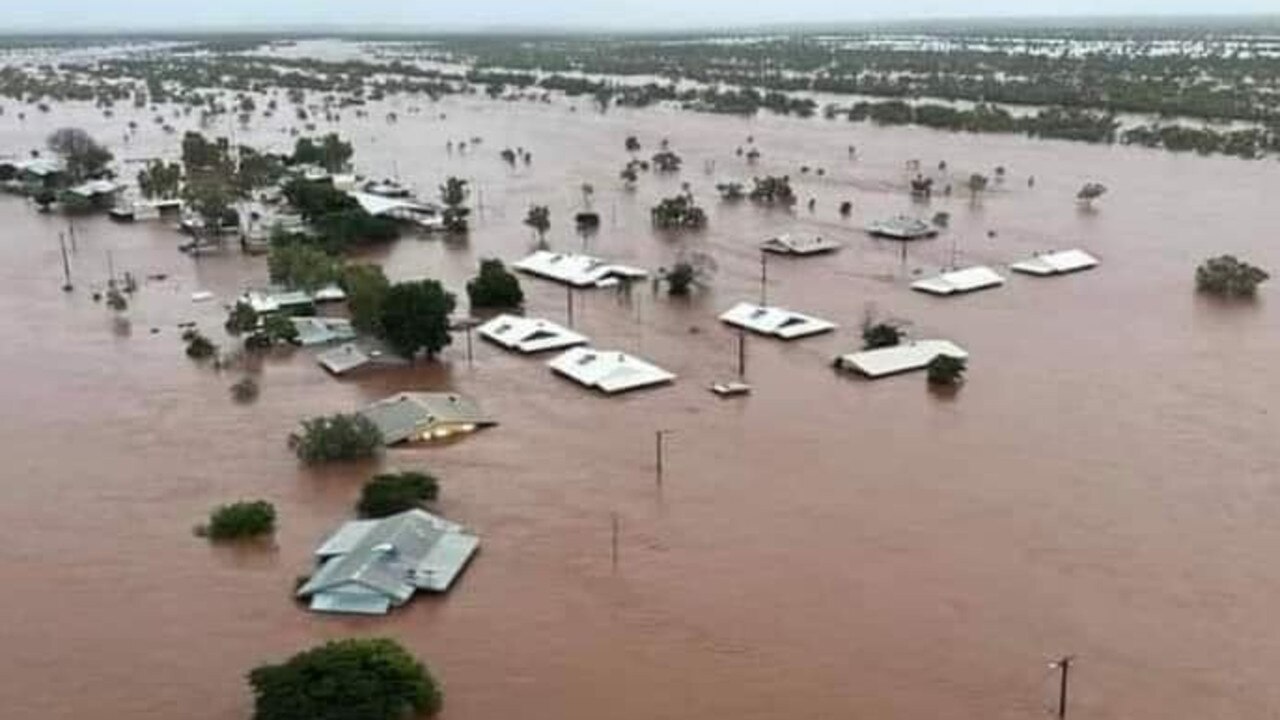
left=862, top=323, right=903, bottom=350
left=524, top=204, right=550, bottom=243
left=357, top=471, right=440, bottom=519
left=1076, top=182, right=1108, bottom=207
left=137, top=160, right=182, bottom=199
left=248, top=638, right=442, bottom=720
left=268, top=242, right=340, bottom=292
left=184, top=330, right=217, bottom=360
left=202, top=500, right=276, bottom=540
left=291, top=413, right=383, bottom=464
left=466, top=259, right=523, bottom=309
left=225, top=301, right=259, bottom=334
left=379, top=280, right=456, bottom=361
left=749, top=176, right=795, bottom=206
left=927, top=355, right=967, bottom=386
left=281, top=178, right=399, bottom=253
left=651, top=194, right=707, bottom=230
left=290, top=133, right=353, bottom=173
left=662, top=252, right=715, bottom=296
left=341, top=263, right=391, bottom=334
left=439, top=177, right=470, bottom=233
left=47, top=127, right=112, bottom=181
left=1195, top=255, right=1270, bottom=298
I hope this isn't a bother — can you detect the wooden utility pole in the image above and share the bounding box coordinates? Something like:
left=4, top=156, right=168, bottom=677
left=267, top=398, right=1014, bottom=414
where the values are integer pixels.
left=1054, top=655, right=1074, bottom=720
left=655, top=429, right=671, bottom=487
left=59, top=233, right=72, bottom=292
left=610, top=512, right=620, bottom=572
left=566, top=286, right=575, bottom=328
left=759, top=251, right=768, bottom=305
left=737, top=331, right=746, bottom=379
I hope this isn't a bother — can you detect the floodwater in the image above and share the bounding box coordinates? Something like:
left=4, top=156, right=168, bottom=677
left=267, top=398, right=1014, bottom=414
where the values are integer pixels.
left=2, top=72, right=1280, bottom=720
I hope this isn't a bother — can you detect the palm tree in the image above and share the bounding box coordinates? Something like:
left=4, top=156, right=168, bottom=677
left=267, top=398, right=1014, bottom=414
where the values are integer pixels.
left=524, top=205, right=551, bottom=246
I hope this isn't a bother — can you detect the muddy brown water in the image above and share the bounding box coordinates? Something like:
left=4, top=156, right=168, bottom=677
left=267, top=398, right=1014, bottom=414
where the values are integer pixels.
left=1, top=82, right=1279, bottom=720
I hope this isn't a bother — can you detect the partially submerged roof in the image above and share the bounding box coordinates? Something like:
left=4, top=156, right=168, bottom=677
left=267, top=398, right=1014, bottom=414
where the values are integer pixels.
left=836, top=340, right=969, bottom=379
left=867, top=216, right=938, bottom=240
left=5, top=158, right=64, bottom=176
left=911, top=266, right=1006, bottom=296
left=761, top=234, right=842, bottom=255
left=67, top=179, right=121, bottom=198
left=298, top=509, right=480, bottom=615
left=241, top=289, right=313, bottom=314
left=348, top=190, right=439, bottom=218
left=291, top=317, right=357, bottom=347
left=1010, top=249, right=1099, bottom=276
left=718, top=302, right=837, bottom=339
left=317, top=342, right=406, bottom=376
left=514, top=250, right=648, bottom=288
left=478, top=314, right=588, bottom=354
left=548, top=347, right=675, bottom=394
left=357, top=392, right=495, bottom=445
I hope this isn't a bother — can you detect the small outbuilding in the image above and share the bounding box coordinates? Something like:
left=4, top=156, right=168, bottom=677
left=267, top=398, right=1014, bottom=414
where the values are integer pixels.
left=911, top=266, right=1005, bottom=296
left=719, top=302, right=837, bottom=339
left=548, top=347, right=675, bottom=394
left=761, top=234, right=842, bottom=256
left=514, top=250, right=648, bottom=288
left=866, top=216, right=938, bottom=240
left=835, top=340, right=969, bottom=379
left=1010, top=249, right=1099, bottom=276
left=478, top=314, right=588, bottom=354
left=316, top=342, right=407, bottom=376
left=357, top=392, right=495, bottom=445
left=296, top=509, right=480, bottom=615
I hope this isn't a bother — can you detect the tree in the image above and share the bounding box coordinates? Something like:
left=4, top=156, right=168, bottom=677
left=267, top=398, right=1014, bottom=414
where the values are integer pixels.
left=967, top=173, right=989, bottom=200
left=230, top=376, right=260, bottom=403
left=931, top=211, right=951, bottom=229
left=202, top=500, right=276, bottom=540
left=652, top=150, right=682, bottom=173
left=258, top=313, right=300, bottom=346
left=524, top=204, right=550, bottom=243
left=862, top=322, right=903, bottom=350
left=47, top=127, right=113, bottom=181
left=716, top=181, right=745, bottom=201
left=748, top=176, right=795, bottom=205
left=225, top=301, right=259, bottom=334
left=341, top=263, right=390, bottom=335
left=185, top=330, right=217, bottom=360
left=183, top=174, right=238, bottom=234
left=625, top=135, right=641, bottom=153
left=1076, top=181, right=1108, bottom=206
left=268, top=243, right=340, bottom=292
left=291, top=133, right=352, bottom=173
left=927, top=355, right=967, bottom=386
left=439, top=177, right=470, bottom=233
left=466, top=259, right=524, bottom=309
left=248, top=638, right=442, bottom=720
left=662, top=252, right=716, bottom=295
left=379, top=280, right=456, bottom=361
left=137, top=160, right=182, bottom=199
left=357, top=471, right=440, bottom=518
left=651, top=194, right=707, bottom=229
left=1195, top=255, right=1269, bottom=297
left=290, top=413, right=383, bottom=464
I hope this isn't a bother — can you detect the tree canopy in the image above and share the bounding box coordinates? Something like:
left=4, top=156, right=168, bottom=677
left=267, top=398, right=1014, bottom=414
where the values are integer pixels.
left=341, top=263, right=391, bottom=335
left=466, top=259, right=524, bottom=309
left=379, top=280, right=456, bottom=361
left=47, top=127, right=113, bottom=181
left=357, top=471, right=440, bottom=519
left=248, top=638, right=442, bottom=720
left=1195, top=255, right=1269, bottom=297
left=268, top=242, right=340, bottom=292
left=291, top=414, right=383, bottom=464
left=204, top=500, right=276, bottom=540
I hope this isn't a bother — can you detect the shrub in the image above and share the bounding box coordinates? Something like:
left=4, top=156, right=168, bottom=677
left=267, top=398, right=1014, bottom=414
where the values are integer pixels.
left=357, top=471, right=440, bottom=518
left=248, top=638, right=442, bottom=720
left=291, top=413, right=383, bottom=464
left=466, top=259, right=524, bottom=309
left=204, top=500, right=275, bottom=540
left=225, top=301, right=259, bottom=334
left=927, top=355, right=967, bottom=386
left=186, top=331, right=217, bottom=359
left=862, top=322, right=903, bottom=350
left=231, top=376, right=260, bottom=403
left=1195, top=255, right=1269, bottom=297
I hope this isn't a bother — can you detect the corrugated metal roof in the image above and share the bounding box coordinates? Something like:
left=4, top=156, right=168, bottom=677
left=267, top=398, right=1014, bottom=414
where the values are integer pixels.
left=547, top=347, right=675, bottom=394
left=836, top=340, right=969, bottom=379
left=1011, top=249, right=1099, bottom=276
left=357, top=392, right=494, bottom=446
left=911, top=266, right=1005, bottom=296
left=761, top=234, right=842, bottom=255
left=719, top=302, right=837, bottom=339
left=514, top=251, right=648, bottom=288
left=478, top=314, right=589, bottom=354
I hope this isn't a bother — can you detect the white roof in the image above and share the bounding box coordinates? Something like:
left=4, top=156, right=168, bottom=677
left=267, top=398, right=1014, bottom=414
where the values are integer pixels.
left=761, top=234, right=842, bottom=255
left=514, top=250, right=648, bottom=288
left=68, top=179, right=121, bottom=197
left=348, top=191, right=438, bottom=218
left=478, top=314, right=588, bottom=354
left=240, top=289, right=313, bottom=314
left=911, top=266, right=1006, bottom=296
left=318, top=343, right=372, bottom=375
left=718, top=302, right=837, bottom=339
left=548, top=347, right=675, bottom=394
left=836, top=340, right=969, bottom=378
left=8, top=158, right=64, bottom=176
left=1010, top=249, right=1100, bottom=276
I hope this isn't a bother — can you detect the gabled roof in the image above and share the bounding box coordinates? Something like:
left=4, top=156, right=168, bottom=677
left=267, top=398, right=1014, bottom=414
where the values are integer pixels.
left=477, top=314, right=588, bottom=354
left=513, top=250, right=648, bottom=288
left=547, top=347, right=675, bottom=394
left=67, top=179, right=121, bottom=198
left=240, top=289, right=313, bottom=314
left=5, top=158, right=64, bottom=176
left=718, top=302, right=837, bottom=339
left=911, top=266, right=1005, bottom=296
left=291, top=317, right=357, bottom=347
left=1010, top=249, right=1099, bottom=276
left=316, top=341, right=406, bottom=376
left=761, top=234, right=842, bottom=255
left=298, top=509, right=480, bottom=614
left=348, top=191, right=439, bottom=218
left=867, top=216, right=937, bottom=240
left=357, top=392, right=494, bottom=445
left=836, top=340, right=969, bottom=378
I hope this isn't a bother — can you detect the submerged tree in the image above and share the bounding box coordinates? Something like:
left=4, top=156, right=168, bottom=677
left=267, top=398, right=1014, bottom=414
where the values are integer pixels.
left=748, top=176, right=796, bottom=206
left=379, top=280, right=456, bottom=361
left=651, top=194, right=707, bottom=230
left=662, top=251, right=716, bottom=296
left=137, top=160, right=182, bottom=199
left=466, top=258, right=524, bottom=309
left=862, top=322, right=903, bottom=350
left=248, top=638, right=443, bottom=720
left=1076, top=181, right=1108, bottom=207
left=625, top=135, right=641, bottom=154
left=523, top=204, right=550, bottom=244
left=927, top=355, right=967, bottom=386
left=1195, top=255, right=1269, bottom=297
left=651, top=150, right=682, bottom=173
left=967, top=173, right=989, bottom=201
left=341, top=263, right=390, bottom=335
left=47, top=127, right=113, bottom=181
left=439, top=177, right=470, bottom=233
left=201, top=500, right=276, bottom=540
left=290, top=413, right=383, bottom=464
left=357, top=471, right=440, bottom=519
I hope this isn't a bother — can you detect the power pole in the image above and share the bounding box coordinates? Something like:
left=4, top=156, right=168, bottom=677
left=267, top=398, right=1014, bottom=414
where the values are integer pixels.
left=655, top=429, right=671, bottom=487
left=59, top=233, right=73, bottom=292
left=737, top=331, right=746, bottom=379
left=759, top=251, right=768, bottom=305
left=566, top=286, right=575, bottom=328
left=1053, top=655, right=1074, bottom=720
left=610, top=512, right=620, bottom=572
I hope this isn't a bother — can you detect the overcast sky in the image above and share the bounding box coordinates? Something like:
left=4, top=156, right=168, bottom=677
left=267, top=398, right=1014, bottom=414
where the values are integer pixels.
left=7, top=0, right=1278, bottom=32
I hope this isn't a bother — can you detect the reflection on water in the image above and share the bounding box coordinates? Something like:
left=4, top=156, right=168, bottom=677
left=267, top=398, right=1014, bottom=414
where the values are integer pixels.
left=0, top=58, right=1279, bottom=720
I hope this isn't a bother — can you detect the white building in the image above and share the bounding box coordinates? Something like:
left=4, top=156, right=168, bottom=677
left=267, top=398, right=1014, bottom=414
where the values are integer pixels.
left=761, top=234, right=842, bottom=256
left=548, top=347, right=675, bottom=394
left=514, top=250, right=648, bottom=288
left=1011, top=249, right=1099, bottom=276
left=296, top=509, right=480, bottom=615
left=835, top=340, right=969, bottom=378
left=718, top=302, right=837, bottom=340
left=478, top=314, right=588, bottom=354
left=911, top=266, right=1005, bottom=296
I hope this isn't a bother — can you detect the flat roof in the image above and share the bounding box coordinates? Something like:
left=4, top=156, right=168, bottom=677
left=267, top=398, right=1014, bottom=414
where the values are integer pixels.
left=911, top=266, right=1005, bottom=296
left=514, top=250, right=648, bottom=288
left=719, top=302, right=837, bottom=339
left=836, top=340, right=969, bottom=379
left=478, top=314, right=588, bottom=354
left=1011, top=249, right=1099, bottom=276
left=547, top=347, right=675, bottom=394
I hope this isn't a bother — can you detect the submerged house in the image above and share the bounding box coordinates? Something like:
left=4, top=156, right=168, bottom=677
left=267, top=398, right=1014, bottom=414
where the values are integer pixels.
left=291, top=317, right=357, bottom=347
left=866, top=216, right=938, bottom=240
left=1010, top=249, right=1099, bottom=276
left=477, top=314, right=588, bottom=354
left=835, top=340, right=969, bottom=379
left=0, top=158, right=66, bottom=190
left=296, top=509, right=480, bottom=615
left=357, top=392, right=495, bottom=445
left=316, top=341, right=407, bottom=376
left=761, top=234, right=842, bottom=256
left=719, top=302, right=837, bottom=340
left=911, top=266, right=1005, bottom=296
left=548, top=347, right=675, bottom=394
left=348, top=190, right=444, bottom=230
left=514, top=250, right=648, bottom=288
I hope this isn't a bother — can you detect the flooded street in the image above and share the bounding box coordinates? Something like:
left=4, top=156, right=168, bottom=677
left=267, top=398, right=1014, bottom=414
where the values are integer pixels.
left=1, top=87, right=1279, bottom=720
